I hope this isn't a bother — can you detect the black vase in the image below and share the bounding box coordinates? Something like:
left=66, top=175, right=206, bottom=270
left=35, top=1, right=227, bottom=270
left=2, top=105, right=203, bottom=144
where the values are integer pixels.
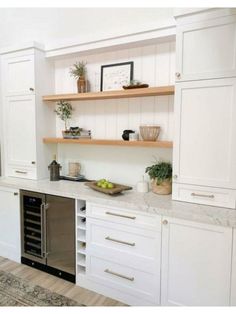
left=122, top=130, right=135, bottom=141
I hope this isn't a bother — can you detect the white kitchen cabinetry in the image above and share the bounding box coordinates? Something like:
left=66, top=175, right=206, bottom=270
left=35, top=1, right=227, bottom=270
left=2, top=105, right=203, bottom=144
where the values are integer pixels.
left=175, top=14, right=236, bottom=82
left=83, top=202, right=162, bottom=306
left=231, top=229, right=236, bottom=305
left=0, top=186, right=21, bottom=263
left=172, top=78, right=236, bottom=208
left=1, top=47, right=55, bottom=179
left=161, top=216, right=232, bottom=306
left=2, top=53, right=35, bottom=96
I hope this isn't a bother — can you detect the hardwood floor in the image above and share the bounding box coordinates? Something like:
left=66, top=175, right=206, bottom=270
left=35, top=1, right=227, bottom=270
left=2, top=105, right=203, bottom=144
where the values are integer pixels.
left=0, top=257, right=126, bottom=306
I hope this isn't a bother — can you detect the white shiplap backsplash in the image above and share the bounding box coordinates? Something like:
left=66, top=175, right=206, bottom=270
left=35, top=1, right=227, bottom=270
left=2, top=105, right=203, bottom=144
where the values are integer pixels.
left=55, top=40, right=175, bottom=185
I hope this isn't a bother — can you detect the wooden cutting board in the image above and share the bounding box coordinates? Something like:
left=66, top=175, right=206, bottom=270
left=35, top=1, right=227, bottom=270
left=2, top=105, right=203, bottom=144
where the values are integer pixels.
left=85, top=181, right=132, bottom=195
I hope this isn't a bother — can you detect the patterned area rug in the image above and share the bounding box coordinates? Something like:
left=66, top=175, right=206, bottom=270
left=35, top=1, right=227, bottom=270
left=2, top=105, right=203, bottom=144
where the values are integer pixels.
left=0, top=270, right=81, bottom=306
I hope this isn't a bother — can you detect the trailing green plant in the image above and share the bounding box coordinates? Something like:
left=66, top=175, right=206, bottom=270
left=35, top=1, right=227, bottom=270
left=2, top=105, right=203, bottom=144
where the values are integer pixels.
left=69, top=61, right=87, bottom=79
left=54, top=100, right=73, bottom=130
left=145, top=161, right=172, bottom=185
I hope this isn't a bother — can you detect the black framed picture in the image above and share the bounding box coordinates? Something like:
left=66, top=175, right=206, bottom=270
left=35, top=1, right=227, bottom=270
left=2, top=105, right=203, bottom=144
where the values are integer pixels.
left=100, top=61, right=134, bottom=91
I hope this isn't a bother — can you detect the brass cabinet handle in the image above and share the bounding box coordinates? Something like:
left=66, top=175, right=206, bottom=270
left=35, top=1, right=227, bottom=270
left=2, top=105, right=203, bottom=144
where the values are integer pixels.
left=104, top=269, right=134, bottom=281
left=15, top=170, right=27, bottom=174
left=105, top=236, right=135, bottom=247
left=191, top=193, right=214, bottom=199
left=13, top=192, right=18, bottom=196
left=173, top=174, right=178, bottom=179
left=31, top=161, right=36, bottom=165
left=105, top=211, right=136, bottom=220
left=29, top=87, right=34, bottom=91
left=162, top=220, right=168, bottom=225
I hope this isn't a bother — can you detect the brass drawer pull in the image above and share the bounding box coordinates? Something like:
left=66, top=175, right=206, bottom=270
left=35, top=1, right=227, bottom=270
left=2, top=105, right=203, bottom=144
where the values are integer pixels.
left=15, top=170, right=27, bottom=174
left=105, top=236, right=135, bottom=247
left=104, top=269, right=134, bottom=281
left=191, top=192, right=214, bottom=199
left=105, top=211, right=136, bottom=220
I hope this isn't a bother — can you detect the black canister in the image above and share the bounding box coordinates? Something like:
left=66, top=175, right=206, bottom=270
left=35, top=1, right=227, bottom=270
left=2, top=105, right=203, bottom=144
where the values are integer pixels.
left=122, top=130, right=135, bottom=141
left=48, top=156, right=61, bottom=181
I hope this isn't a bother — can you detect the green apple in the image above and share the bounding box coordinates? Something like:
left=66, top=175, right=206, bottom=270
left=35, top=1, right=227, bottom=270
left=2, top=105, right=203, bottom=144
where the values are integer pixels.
left=107, top=182, right=114, bottom=189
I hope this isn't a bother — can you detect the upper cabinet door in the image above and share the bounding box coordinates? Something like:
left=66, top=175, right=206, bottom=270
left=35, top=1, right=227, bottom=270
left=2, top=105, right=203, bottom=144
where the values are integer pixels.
left=176, top=15, right=236, bottom=81
left=2, top=54, right=35, bottom=96
left=173, top=78, right=236, bottom=189
left=4, top=95, right=37, bottom=168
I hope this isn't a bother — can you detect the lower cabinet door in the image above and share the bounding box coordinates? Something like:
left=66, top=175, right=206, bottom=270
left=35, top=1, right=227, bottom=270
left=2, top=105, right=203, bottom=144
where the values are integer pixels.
left=161, top=216, right=232, bottom=306
left=0, top=187, right=21, bottom=262
left=231, top=229, right=236, bottom=305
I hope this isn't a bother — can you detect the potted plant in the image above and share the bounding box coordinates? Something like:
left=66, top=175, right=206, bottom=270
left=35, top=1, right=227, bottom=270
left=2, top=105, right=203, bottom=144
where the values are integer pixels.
left=145, top=161, right=172, bottom=195
left=55, top=100, right=73, bottom=138
left=70, top=61, right=87, bottom=93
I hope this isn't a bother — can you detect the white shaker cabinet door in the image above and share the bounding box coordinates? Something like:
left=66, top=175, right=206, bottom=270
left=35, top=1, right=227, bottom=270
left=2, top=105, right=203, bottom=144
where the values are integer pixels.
left=0, top=187, right=21, bottom=263
left=231, top=229, right=236, bottom=305
left=173, top=78, right=236, bottom=190
left=176, top=15, right=236, bottom=81
left=4, top=95, right=37, bottom=172
left=161, top=217, right=232, bottom=306
left=2, top=54, right=35, bottom=96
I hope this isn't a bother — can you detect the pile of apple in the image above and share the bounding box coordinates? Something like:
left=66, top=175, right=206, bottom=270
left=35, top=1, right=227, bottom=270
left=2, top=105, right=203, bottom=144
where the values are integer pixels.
left=96, top=179, right=115, bottom=189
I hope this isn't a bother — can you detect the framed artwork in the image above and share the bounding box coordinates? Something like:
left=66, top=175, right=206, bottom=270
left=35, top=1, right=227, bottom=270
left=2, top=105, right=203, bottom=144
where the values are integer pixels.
left=100, top=61, right=134, bottom=91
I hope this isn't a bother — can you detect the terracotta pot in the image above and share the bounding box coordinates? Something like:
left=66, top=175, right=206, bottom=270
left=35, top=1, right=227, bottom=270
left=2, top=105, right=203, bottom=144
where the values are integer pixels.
left=151, top=178, right=172, bottom=195
left=77, top=76, right=87, bottom=93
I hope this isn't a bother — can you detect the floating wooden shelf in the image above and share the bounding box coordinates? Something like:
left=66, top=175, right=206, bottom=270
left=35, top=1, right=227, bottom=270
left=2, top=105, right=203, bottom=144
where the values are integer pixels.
left=43, top=138, right=173, bottom=148
left=43, top=86, right=174, bottom=102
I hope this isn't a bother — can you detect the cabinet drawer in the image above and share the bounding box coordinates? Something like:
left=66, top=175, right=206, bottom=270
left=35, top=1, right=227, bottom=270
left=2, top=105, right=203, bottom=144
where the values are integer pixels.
left=87, top=218, right=161, bottom=271
left=87, top=255, right=160, bottom=304
left=173, top=183, right=236, bottom=209
left=86, top=202, right=161, bottom=231
left=7, top=165, right=37, bottom=180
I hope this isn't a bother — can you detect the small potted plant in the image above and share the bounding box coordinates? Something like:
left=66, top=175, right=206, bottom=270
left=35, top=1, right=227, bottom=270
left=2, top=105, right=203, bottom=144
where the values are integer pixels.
left=70, top=61, right=87, bottom=93
left=145, top=161, right=172, bottom=195
left=55, top=100, right=73, bottom=138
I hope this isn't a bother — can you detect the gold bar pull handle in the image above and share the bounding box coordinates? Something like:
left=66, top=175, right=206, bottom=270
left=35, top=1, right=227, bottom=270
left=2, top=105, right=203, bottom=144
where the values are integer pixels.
left=105, top=211, right=136, bottom=220
left=191, top=192, right=214, bottom=199
left=105, top=236, right=135, bottom=247
left=104, top=269, right=134, bottom=281
left=15, top=170, right=27, bottom=174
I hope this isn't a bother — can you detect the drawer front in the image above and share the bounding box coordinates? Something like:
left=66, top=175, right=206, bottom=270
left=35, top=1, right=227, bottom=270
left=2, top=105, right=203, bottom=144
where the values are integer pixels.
left=86, top=202, right=161, bottom=231
left=87, top=254, right=160, bottom=304
left=172, top=183, right=236, bottom=209
left=7, top=165, right=37, bottom=180
left=87, top=218, right=161, bottom=271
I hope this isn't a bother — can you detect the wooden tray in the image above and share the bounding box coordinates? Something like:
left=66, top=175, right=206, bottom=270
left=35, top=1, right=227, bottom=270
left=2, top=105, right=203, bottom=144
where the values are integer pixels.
left=123, top=84, right=149, bottom=89
left=85, top=181, right=132, bottom=195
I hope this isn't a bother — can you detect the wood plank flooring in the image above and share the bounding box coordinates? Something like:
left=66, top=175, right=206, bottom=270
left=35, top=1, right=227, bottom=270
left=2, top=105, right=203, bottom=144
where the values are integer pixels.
left=0, top=257, right=125, bottom=306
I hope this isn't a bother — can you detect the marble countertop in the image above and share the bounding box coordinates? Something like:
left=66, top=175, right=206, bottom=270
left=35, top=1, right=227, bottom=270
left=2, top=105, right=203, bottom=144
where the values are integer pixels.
left=0, top=177, right=236, bottom=228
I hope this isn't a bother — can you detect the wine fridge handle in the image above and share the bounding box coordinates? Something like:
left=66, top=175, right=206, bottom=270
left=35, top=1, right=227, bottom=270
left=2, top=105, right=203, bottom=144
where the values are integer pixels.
left=42, top=203, right=49, bottom=258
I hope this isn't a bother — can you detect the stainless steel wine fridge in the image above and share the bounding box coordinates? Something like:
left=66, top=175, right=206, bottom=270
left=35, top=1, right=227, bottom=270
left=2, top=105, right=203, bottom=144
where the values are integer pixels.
left=20, top=190, right=75, bottom=283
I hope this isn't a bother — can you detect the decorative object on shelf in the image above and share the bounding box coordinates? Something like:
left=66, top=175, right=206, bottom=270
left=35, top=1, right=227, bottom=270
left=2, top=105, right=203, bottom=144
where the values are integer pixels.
left=129, top=132, right=139, bottom=141
left=68, top=162, right=81, bottom=177
left=136, top=176, right=149, bottom=193
left=69, top=61, right=87, bottom=93
left=139, top=125, right=161, bottom=141
left=100, top=61, right=133, bottom=91
left=48, top=155, right=62, bottom=181
left=122, top=129, right=135, bottom=141
left=145, top=161, right=172, bottom=195
left=62, top=127, right=91, bottom=139
left=123, top=80, right=149, bottom=89
left=85, top=181, right=132, bottom=195
left=54, top=100, right=73, bottom=137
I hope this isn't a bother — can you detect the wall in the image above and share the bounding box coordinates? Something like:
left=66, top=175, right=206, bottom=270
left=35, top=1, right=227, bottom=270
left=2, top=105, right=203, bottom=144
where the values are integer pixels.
left=55, top=40, right=175, bottom=185
left=0, top=8, right=175, bottom=50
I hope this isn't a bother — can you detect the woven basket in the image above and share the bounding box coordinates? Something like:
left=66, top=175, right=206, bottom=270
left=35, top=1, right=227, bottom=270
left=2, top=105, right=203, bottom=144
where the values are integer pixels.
left=151, top=178, right=172, bottom=195
left=139, top=125, right=160, bottom=141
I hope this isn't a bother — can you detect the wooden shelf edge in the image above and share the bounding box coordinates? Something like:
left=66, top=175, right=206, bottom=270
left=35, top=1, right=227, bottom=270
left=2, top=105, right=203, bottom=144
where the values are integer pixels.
left=43, top=86, right=175, bottom=102
left=43, top=138, right=173, bottom=148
